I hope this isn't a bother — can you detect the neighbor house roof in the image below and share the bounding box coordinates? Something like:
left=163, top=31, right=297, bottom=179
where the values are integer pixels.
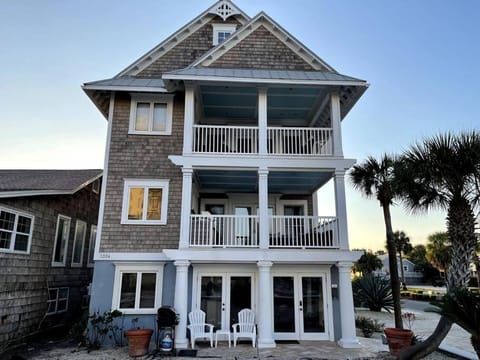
left=82, top=77, right=166, bottom=92
left=0, top=169, right=102, bottom=198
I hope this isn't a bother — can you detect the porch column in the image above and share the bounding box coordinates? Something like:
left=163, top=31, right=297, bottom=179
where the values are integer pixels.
left=258, top=168, right=269, bottom=249
left=330, top=92, right=343, bottom=157
left=257, top=261, right=276, bottom=348
left=337, top=261, right=360, bottom=348
left=258, top=88, right=268, bottom=155
left=179, top=167, right=193, bottom=249
left=334, top=170, right=349, bottom=250
left=183, top=86, right=194, bottom=154
left=174, top=260, right=190, bottom=349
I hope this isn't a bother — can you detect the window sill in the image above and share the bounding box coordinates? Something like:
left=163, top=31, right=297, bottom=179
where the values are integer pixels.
left=128, top=130, right=172, bottom=136
left=114, top=308, right=159, bottom=315
left=121, top=220, right=167, bottom=225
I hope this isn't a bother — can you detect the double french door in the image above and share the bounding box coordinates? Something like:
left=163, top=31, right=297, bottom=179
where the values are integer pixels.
left=273, top=273, right=329, bottom=340
left=196, top=273, right=254, bottom=331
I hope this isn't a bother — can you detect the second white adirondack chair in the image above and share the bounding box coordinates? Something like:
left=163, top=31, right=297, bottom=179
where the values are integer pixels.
left=231, top=308, right=256, bottom=347
left=187, top=309, right=214, bottom=348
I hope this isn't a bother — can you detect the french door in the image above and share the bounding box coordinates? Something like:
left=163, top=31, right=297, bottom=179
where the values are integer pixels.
left=273, top=273, right=329, bottom=340
left=197, top=273, right=254, bottom=331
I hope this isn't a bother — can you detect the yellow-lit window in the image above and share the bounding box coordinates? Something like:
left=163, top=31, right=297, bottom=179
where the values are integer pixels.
left=122, top=180, right=169, bottom=225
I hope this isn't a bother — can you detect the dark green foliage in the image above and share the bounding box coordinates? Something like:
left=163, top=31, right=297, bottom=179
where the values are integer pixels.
left=88, top=310, right=124, bottom=349
left=353, top=274, right=394, bottom=312
left=352, top=251, right=383, bottom=276
left=355, top=316, right=385, bottom=338
left=69, top=310, right=89, bottom=346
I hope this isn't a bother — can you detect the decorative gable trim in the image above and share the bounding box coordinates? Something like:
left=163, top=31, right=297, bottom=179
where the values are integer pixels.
left=116, top=1, right=250, bottom=77
left=190, top=12, right=336, bottom=73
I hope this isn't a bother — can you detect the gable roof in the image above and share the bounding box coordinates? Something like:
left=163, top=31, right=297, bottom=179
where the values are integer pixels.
left=116, top=0, right=250, bottom=77
left=0, top=169, right=102, bottom=198
left=190, top=11, right=336, bottom=72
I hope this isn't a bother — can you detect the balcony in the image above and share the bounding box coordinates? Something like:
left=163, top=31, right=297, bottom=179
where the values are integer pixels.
left=192, top=125, right=333, bottom=156
left=189, top=215, right=338, bottom=249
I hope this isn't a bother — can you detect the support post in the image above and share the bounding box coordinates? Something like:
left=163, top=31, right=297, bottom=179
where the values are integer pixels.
left=183, top=86, right=195, bottom=154
left=334, top=170, right=349, bottom=250
left=330, top=92, right=343, bottom=157
left=257, top=261, right=276, bottom=348
left=179, top=167, right=193, bottom=249
left=258, top=88, right=268, bottom=155
left=337, top=261, right=360, bottom=348
left=258, top=168, right=269, bottom=249
left=174, top=260, right=190, bottom=349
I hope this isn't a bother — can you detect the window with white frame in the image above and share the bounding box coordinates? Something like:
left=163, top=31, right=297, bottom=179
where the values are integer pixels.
left=212, top=24, right=237, bottom=45
left=0, top=206, right=34, bottom=254
left=87, top=225, right=97, bottom=267
left=47, top=287, right=69, bottom=315
left=112, top=263, right=164, bottom=314
left=52, top=215, right=71, bottom=266
left=129, top=94, right=173, bottom=135
left=92, top=179, right=100, bottom=194
left=121, top=179, right=169, bottom=225
left=71, top=220, right=86, bottom=267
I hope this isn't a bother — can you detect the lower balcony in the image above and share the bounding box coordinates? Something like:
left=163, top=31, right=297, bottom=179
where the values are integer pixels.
left=189, top=215, right=338, bottom=249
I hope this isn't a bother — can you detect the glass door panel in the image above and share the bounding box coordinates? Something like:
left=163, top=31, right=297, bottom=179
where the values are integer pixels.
left=301, top=277, right=325, bottom=333
left=273, top=276, right=296, bottom=333
left=229, top=276, right=251, bottom=327
left=200, top=276, right=223, bottom=329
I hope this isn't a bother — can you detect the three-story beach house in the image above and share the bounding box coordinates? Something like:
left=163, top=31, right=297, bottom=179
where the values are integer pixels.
left=83, top=0, right=368, bottom=348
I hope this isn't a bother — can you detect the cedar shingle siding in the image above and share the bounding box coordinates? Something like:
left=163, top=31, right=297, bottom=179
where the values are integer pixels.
left=99, top=93, right=184, bottom=252
left=0, top=183, right=100, bottom=345
left=210, top=25, right=316, bottom=70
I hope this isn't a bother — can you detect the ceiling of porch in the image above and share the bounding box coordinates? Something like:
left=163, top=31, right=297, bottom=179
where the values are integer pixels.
left=195, top=169, right=332, bottom=194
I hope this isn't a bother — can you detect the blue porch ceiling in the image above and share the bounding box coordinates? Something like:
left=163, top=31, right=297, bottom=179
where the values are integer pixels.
left=195, top=169, right=332, bottom=194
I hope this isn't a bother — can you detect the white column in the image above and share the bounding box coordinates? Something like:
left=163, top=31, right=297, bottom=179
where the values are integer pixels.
left=334, top=170, right=349, bottom=250
left=258, top=168, right=269, bottom=249
left=330, top=92, right=343, bottom=157
left=337, top=261, right=360, bottom=348
left=257, top=261, right=276, bottom=348
left=183, top=86, right=195, bottom=154
left=179, top=167, right=193, bottom=249
left=174, top=260, right=190, bottom=349
left=258, top=88, right=268, bottom=155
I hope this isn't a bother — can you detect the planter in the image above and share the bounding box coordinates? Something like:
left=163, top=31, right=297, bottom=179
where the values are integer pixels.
left=384, top=327, right=413, bottom=356
left=124, top=328, right=154, bottom=357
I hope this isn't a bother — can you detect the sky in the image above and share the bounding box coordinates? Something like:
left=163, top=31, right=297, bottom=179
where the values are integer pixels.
left=1, top=0, right=479, bottom=251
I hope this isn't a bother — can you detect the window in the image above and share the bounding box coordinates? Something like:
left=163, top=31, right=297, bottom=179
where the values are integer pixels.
left=112, top=263, right=164, bottom=314
left=71, top=220, right=87, bottom=267
left=47, top=287, right=69, bottom=315
left=129, top=94, right=173, bottom=135
left=212, top=24, right=237, bottom=46
left=87, top=225, right=97, bottom=267
left=0, top=206, right=34, bottom=254
left=121, top=179, right=169, bottom=225
left=52, top=215, right=71, bottom=266
left=92, top=179, right=100, bottom=194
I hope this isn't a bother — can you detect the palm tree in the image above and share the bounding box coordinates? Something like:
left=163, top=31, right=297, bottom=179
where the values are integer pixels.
left=391, top=230, right=413, bottom=287
left=426, top=232, right=451, bottom=278
left=397, top=131, right=480, bottom=360
left=352, top=251, right=383, bottom=277
left=350, top=154, right=403, bottom=329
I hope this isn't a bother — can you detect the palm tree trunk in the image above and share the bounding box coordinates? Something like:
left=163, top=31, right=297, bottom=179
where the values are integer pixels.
left=398, top=316, right=453, bottom=360
left=382, top=204, right=403, bottom=329
left=399, top=251, right=406, bottom=286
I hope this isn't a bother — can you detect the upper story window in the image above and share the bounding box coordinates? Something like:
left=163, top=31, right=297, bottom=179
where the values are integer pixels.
left=92, top=179, right=100, bottom=194
left=52, top=215, right=71, bottom=266
left=212, top=24, right=237, bottom=46
left=0, top=206, right=34, bottom=254
left=121, top=179, right=169, bottom=225
left=129, top=94, right=174, bottom=135
left=71, top=220, right=87, bottom=267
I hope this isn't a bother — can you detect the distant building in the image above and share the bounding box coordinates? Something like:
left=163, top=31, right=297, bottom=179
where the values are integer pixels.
left=376, top=255, right=423, bottom=285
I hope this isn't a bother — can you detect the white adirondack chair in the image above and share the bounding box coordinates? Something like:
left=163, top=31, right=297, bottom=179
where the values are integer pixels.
left=187, top=309, right=214, bottom=348
left=232, top=308, right=256, bottom=347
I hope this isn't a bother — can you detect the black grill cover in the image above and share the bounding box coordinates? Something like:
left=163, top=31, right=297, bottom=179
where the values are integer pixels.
left=157, top=306, right=177, bottom=327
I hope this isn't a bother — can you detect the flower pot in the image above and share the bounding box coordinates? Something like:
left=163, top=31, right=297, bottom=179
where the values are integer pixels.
left=124, top=328, right=154, bottom=357
left=384, top=327, right=413, bottom=356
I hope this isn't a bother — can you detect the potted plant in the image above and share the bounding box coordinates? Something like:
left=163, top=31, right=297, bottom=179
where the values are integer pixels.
left=384, top=312, right=415, bottom=356
left=124, top=318, right=154, bottom=357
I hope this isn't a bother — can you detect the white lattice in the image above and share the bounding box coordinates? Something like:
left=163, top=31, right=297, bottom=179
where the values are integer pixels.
left=210, top=0, right=240, bottom=21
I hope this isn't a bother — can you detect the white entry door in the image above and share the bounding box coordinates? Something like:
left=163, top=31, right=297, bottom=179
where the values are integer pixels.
left=273, top=273, right=329, bottom=341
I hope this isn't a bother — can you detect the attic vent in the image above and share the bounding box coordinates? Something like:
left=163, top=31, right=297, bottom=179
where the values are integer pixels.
left=210, top=0, right=240, bottom=21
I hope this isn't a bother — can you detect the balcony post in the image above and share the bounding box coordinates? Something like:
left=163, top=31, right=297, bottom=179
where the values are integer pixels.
left=337, top=261, right=360, bottom=348
left=183, top=85, right=194, bottom=154
left=334, top=170, right=349, bottom=250
left=330, top=92, right=343, bottom=157
left=258, top=88, right=268, bottom=155
left=257, top=260, right=276, bottom=348
left=258, top=168, right=269, bottom=249
left=179, top=167, right=193, bottom=249
left=174, top=260, right=191, bottom=349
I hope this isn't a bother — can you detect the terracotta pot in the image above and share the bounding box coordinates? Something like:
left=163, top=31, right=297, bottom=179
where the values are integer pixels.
left=124, top=328, right=154, bottom=357
left=384, top=327, right=413, bottom=356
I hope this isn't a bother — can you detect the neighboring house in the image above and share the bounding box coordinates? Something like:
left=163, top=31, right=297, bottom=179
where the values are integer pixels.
left=83, top=0, right=368, bottom=348
left=0, top=169, right=102, bottom=345
left=376, top=255, right=424, bottom=285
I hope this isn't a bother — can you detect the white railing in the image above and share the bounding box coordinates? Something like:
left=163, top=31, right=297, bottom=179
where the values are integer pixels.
left=269, top=216, right=338, bottom=248
left=193, top=125, right=258, bottom=154
left=267, top=127, right=333, bottom=155
left=190, top=215, right=259, bottom=247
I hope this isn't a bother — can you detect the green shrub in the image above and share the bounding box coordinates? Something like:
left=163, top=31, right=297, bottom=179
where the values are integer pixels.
left=355, top=316, right=384, bottom=338
left=353, top=274, right=394, bottom=312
